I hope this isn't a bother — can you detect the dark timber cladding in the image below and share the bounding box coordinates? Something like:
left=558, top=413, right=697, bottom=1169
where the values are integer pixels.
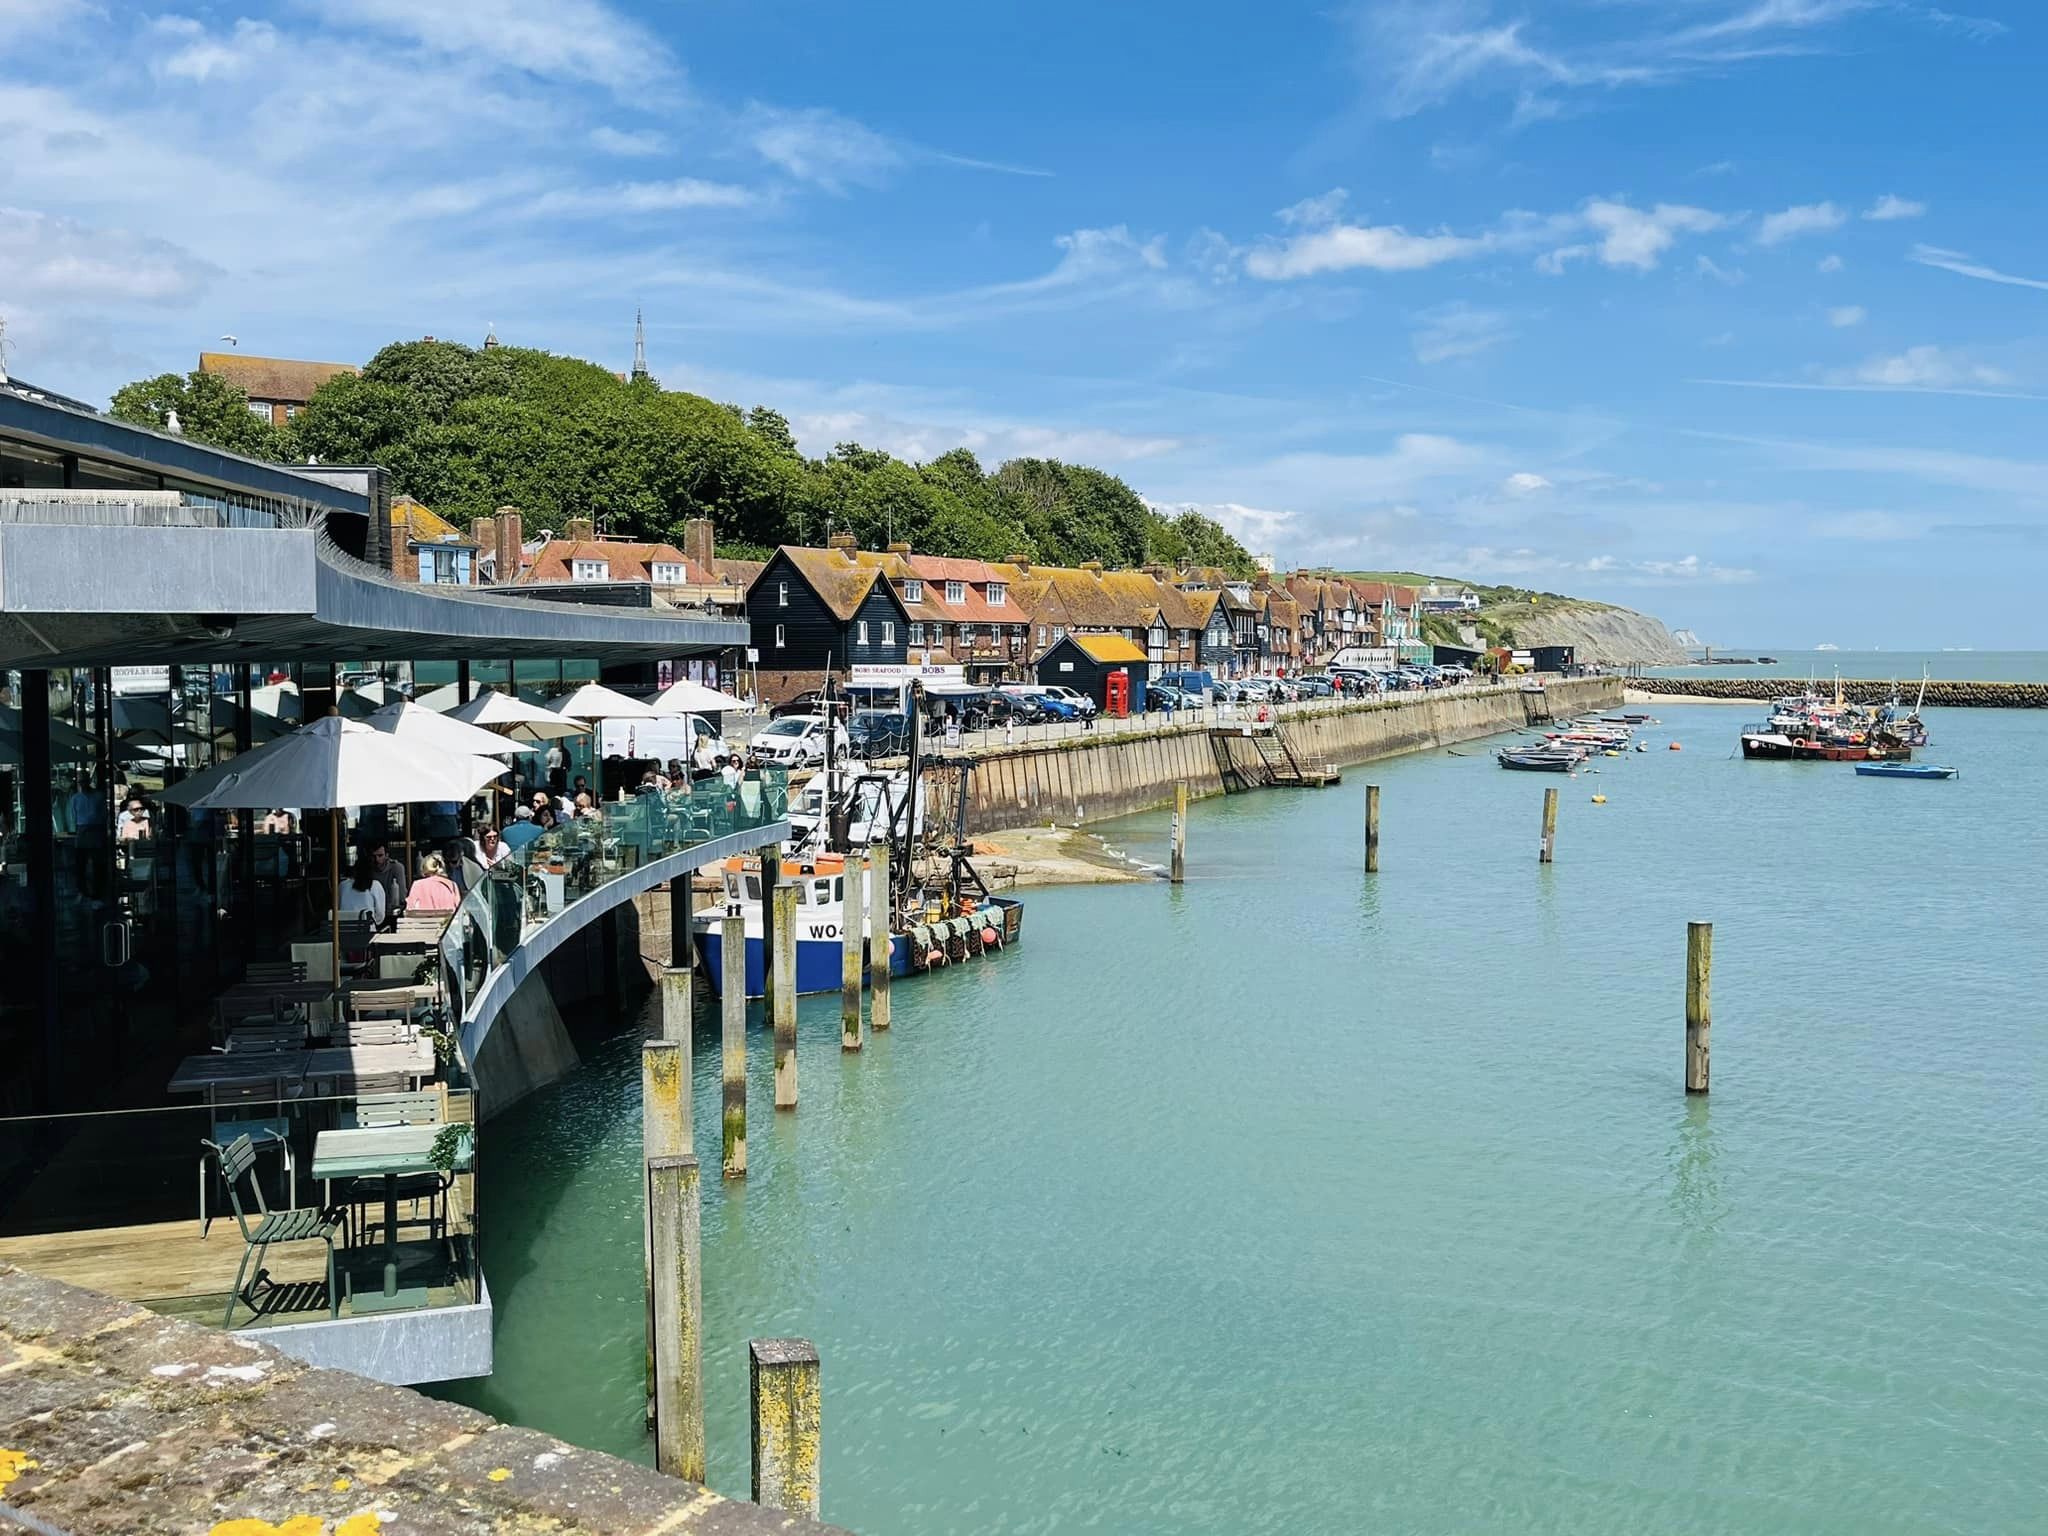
left=746, top=546, right=911, bottom=673
left=1034, top=632, right=1151, bottom=710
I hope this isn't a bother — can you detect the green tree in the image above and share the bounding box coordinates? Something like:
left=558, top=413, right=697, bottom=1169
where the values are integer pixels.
left=109, top=370, right=288, bottom=458
left=745, top=406, right=803, bottom=460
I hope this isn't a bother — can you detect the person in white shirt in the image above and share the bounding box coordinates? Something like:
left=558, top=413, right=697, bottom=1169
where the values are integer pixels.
left=544, top=741, right=570, bottom=794
left=720, top=756, right=741, bottom=790
left=471, top=825, right=511, bottom=867
left=338, top=846, right=389, bottom=928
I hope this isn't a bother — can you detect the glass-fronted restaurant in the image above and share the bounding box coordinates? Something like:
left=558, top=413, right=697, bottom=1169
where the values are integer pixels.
left=0, top=379, right=761, bottom=1380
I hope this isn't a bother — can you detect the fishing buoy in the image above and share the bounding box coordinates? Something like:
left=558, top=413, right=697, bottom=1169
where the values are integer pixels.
left=1668, top=742, right=1682, bottom=751
left=926, top=947, right=945, bottom=966
left=1591, top=794, right=1607, bottom=804
left=980, top=926, right=999, bottom=945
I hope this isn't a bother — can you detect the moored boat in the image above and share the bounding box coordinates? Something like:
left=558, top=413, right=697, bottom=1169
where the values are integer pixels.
left=1498, top=746, right=1581, bottom=771
left=1853, top=762, right=1956, bottom=780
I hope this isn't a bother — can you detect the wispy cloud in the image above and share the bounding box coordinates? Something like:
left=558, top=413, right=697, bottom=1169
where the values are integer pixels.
left=1863, top=193, right=1924, bottom=221
left=1920, top=8, right=2008, bottom=41
left=1542, top=200, right=1726, bottom=272
left=1817, top=253, right=1844, bottom=273
left=1827, top=304, right=1866, bottom=327
left=0, top=205, right=220, bottom=305
left=1833, top=344, right=2012, bottom=388
left=322, top=0, right=675, bottom=91
left=1411, top=302, right=1516, bottom=363
left=1910, top=244, right=2048, bottom=292
left=1757, top=201, right=1846, bottom=244
left=589, top=126, right=667, bottom=157
left=528, top=178, right=758, bottom=216
left=1695, top=254, right=1746, bottom=285
left=740, top=103, right=1049, bottom=192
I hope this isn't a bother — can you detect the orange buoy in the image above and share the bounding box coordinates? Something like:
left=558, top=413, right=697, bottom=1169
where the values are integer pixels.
left=980, top=926, right=999, bottom=945
left=1668, top=742, right=1682, bottom=751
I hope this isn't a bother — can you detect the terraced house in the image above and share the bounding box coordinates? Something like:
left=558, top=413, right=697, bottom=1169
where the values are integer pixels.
left=1003, top=560, right=1208, bottom=674
left=842, top=541, right=1031, bottom=682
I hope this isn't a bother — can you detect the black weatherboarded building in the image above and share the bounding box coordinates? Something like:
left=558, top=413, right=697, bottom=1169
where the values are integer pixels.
left=1036, top=632, right=1151, bottom=711
left=748, top=539, right=911, bottom=705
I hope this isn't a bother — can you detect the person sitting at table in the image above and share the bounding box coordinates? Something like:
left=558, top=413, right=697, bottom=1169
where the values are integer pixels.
left=691, top=734, right=719, bottom=782
left=367, top=841, right=408, bottom=922
left=260, top=807, right=295, bottom=834
left=501, top=805, right=544, bottom=851
left=407, top=853, right=462, bottom=912
left=471, top=824, right=512, bottom=867
left=528, top=791, right=558, bottom=830
left=117, top=799, right=153, bottom=841
left=338, top=846, right=388, bottom=939
left=572, top=791, right=601, bottom=821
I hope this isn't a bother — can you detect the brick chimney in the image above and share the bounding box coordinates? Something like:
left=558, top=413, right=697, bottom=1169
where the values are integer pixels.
left=564, top=515, right=596, bottom=542
left=886, top=541, right=911, bottom=555
left=682, top=516, right=714, bottom=575
left=1005, top=553, right=1031, bottom=570
left=1080, top=559, right=1105, bottom=573
left=471, top=511, right=497, bottom=576
left=826, top=531, right=858, bottom=553
left=496, top=506, right=523, bottom=584
left=1140, top=563, right=1168, bottom=579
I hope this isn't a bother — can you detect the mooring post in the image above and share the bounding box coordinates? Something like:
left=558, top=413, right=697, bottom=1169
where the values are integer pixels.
left=750, top=1337, right=822, bottom=1518
left=649, top=1153, right=706, bottom=1483
left=841, top=852, right=865, bottom=1051
left=1686, top=920, right=1712, bottom=1093
left=1170, top=779, right=1188, bottom=884
left=869, top=844, right=892, bottom=1031
left=772, top=882, right=799, bottom=1109
left=1540, top=786, right=1559, bottom=864
left=721, top=912, right=747, bottom=1177
left=760, top=842, right=781, bottom=1019
left=669, top=874, right=694, bottom=977
left=641, top=1040, right=686, bottom=1405
left=1365, top=783, right=1381, bottom=873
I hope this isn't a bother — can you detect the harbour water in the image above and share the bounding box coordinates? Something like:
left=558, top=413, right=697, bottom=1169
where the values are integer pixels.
left=1651, top=649, right=2048, bottom=683
left=444, top=703, right=2048, bottom=1534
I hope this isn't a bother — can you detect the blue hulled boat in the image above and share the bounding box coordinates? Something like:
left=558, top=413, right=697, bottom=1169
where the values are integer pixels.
left=1853, top=763, right=1956, bottom=780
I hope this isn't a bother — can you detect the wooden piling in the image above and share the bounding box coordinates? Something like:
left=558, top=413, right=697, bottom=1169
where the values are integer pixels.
left=841, top=853, right=865, bottom=1051
left=649, top=1153, right=705, bottom=1483
left=1539, top=786, right=1559, bottom=864
left=1686, top=921, right=1712, bottom=1094
left=1170, top=780, right=1187, bottom=884
left=659, top=967, right=692, bottom=1046
left=760, top=843, right=781, bottom=1020
left=869, top=844, right=892, bottom=1031
left=750, top=1337, right=821, bottom=1518
left=641, top=1040, right=686, bottom=1406
left=772, top=883, right=799, bottom=1109
left=1365, top=784, right=1381, bottom=873
left=720, top=912, right=747, bottom=1177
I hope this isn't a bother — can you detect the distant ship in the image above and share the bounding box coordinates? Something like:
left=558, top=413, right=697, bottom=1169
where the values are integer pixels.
left=1815, top=643, right=1840, bottom=652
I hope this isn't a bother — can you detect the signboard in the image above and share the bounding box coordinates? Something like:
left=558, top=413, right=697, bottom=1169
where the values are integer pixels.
left=851, top=661, right=965, bottom=682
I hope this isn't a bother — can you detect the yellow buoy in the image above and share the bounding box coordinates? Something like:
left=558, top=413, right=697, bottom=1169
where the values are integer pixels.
left=1591, top=794, right=1607, bottom=803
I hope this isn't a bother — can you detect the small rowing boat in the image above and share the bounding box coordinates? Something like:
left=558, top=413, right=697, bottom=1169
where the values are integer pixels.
left=1853, top=762, right=1956, bottom=781
left=1498, top=747, right=1581, bottom=772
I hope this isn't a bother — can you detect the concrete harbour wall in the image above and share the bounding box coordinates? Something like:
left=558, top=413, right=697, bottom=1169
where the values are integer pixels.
left=1626, top=676, right=2048, bottom=708
left=966, top=677, right=1622, bottom=832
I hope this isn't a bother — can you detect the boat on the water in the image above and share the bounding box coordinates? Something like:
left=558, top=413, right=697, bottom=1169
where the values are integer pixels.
left=1498, top=746, right=1581, bottom=772
left=1853, top=763, right=1956, bottom=780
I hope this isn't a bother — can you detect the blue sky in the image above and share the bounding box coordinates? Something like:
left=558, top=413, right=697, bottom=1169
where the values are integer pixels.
left=2, top=0, right=2042, bottom=646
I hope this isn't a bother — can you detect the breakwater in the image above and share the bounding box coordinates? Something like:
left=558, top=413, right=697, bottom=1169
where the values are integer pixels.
left=1627, top=676, right=2048, bottom=708
left=964, top=676, right=1622, bottom=832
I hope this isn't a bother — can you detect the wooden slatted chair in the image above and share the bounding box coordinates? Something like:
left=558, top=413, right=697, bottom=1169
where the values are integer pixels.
left=349, top=986, right=417, bottom=1024
left=205, top=1135, right=340, bottom=1326
left=244, top=960, right=308, bottom=984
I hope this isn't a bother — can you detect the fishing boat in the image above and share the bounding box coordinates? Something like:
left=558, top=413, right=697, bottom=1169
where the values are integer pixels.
left=1497, top=746, right=1581, bottom=772
left=1853, top=762, right=1956, bottom=781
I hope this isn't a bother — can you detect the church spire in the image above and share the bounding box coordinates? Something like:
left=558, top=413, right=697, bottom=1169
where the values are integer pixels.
left=630, top=307, right=650, bottom=384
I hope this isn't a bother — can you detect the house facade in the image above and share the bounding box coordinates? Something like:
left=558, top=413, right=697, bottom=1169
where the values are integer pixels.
left=388, top=495, right=479, bottom=585
left=197, top=352, right=356, bottom=428
left=746, top=542, right=911, bottom=703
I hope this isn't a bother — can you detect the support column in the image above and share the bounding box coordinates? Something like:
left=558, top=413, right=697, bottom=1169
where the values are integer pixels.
left=1686, top=921, right=1712, bottom=1094
left=750, top=1338, right=821, bottom=1518
left=20, top=670, right=59, bottom=1108
left=868, top=845, right=891, bottom=1032
left=669, top=875, right=693, bottom=976
left=772, top=883, right=799, bottom=1107
left=642, top=1040, right=686, bottom=1408
left=721, top=913, right=747, bottom=1177
left=759, top=842, right=781, bottom=1019
left=1170, top=780, right=1187, bottom=884
left=649, top=1153, right=706, bottom=1483
left=660, top=967, right=693, bottom=1046
left=1364, top=784, right=1380, bottom=873
left=840, top=853, right=865, bottom=1051
left=1540, top=786, right=1559, bottom=864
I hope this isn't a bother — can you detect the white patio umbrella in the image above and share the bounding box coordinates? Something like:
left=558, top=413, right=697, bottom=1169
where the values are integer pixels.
left=550, top=682, right=658, bottom=721
left=337, top=681, right=402, bottom=719
left=162, top=715, right=507, bottom=981
left=446, top=689, right=588, bottom=743
left=649, top=677, right=748, bottom=714
left=365, top=699, right=524, bottom=758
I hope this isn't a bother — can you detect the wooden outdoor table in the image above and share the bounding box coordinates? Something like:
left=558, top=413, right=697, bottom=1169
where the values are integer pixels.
left=310, top=1123, right=469, bottom=1312
left=167, top=1051, right=308, bottom=1095
left=217, top=980, right=337, bottom=1013
left=302, top=1038, right=437, bottom=1091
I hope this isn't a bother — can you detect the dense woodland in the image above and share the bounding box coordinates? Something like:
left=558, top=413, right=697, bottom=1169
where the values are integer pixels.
left=110, top=340, right=1257, bottom=575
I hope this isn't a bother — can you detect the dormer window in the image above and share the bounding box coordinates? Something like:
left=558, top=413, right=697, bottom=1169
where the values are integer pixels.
left=650, top=562, right=685, bottom=584
left=988, top=582, right=1006, bottom=607
left=945, top=580, right=965, bottom=604
left=901, top=578, right=923, bottom=603
left=571, top=558, right=607, bottom=582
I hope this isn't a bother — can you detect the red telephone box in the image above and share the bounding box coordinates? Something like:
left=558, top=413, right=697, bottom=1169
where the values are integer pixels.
left=1104, top=669, right=1130, bottom=718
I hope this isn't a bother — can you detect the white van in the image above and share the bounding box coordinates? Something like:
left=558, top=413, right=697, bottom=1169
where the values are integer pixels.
left=597, top=713, right=729, bottom=766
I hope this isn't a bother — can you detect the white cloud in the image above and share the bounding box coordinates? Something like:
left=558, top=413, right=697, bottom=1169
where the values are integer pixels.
left=1545, top=200, right=1725, bottom=272
left=1503, top=471, right=1552, bottom=495
left=529, top=178, right=757, bottom=216
left=1152, top=500, right=1302, bottom=549
left=1921, top=8, right=2008, bottom=41
left=1909, top=244, right=2048, bottom=293
left=1757, top=201, right=1846, bottom=245
left=0, top=206, right=219, bottom=306
left=149, top=16, right=280, bottom=81
left=1827, top=305, right=1866, bottom=327
left=1863, top=194, right=1925, bottom=222
left=791, top=408, right=1180, bottom=467
left=320, top=0, right=672, bottom=90
left=1833, top=345, right=2012, bottom=388
left=744, top=105, right=902, bottom=193
left=1276, top=189, right=1350, bottom=228
left=1817, top=253, right=1844, bottom=273
left=1410, top=302, right=1515, bottom=363
left=589, top=126, right=667, bottom=157
left=1695, top=254, right=1744, bottom=285
left=1246, top=221, right=1490, bottom=279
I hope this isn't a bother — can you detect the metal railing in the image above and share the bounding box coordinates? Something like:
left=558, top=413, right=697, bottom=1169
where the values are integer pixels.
left=0, top=490, right=317, bottom=529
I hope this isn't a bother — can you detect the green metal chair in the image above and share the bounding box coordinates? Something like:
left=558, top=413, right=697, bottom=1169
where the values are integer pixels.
left=205, top=1135, right=343, bottom=1327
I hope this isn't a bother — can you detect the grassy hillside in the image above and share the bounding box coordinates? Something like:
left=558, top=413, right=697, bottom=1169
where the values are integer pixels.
left=1336, top=571, right=1680, bottom=662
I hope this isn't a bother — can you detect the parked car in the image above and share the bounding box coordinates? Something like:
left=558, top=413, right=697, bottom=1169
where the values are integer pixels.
left=1154, top=668, right=1216, bottom=702
left=1146, top=683, right=1195, bottom=712
left=750, top=713, right=851, bottom=766
left=1038, top=684, right=1098, bottom=717
left=1293, top=676, right=1335, bottom=698
left=847, top=710, right=910, bottom=758
left=770, top=689, right=831, bottom=719
left=1033, top=694, right=1083, bottom=721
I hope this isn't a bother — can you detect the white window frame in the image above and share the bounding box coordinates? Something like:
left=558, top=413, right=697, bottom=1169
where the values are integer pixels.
left=857, top=620, right=870, bottom=645
left=650, top=562, right=685, bottom=584
left=945, top=580, right=965, bottom=604
left=774, top=623, right=786, bottom=648
left=882, top=621, right=895, bottom=644
left=903, top=579, right=923, bottom=603
left=988, top=582, right=1006, bottom=607
left=909, top=622, right=925, bottom=646
left=778, top=580, right=789, bottom=607
left=571, top=558, right=607, bottom=582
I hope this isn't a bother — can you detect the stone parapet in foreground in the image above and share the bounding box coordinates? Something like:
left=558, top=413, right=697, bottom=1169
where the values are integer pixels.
left=0, top=1265, right=850, bottom=1536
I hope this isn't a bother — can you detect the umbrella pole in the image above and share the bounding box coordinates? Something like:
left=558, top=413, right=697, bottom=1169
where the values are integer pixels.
left=331, top=807, right=342, bottom=987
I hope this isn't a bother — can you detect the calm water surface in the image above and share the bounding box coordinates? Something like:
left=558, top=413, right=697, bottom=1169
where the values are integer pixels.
left=445, top=704, right=2048, bottom=1534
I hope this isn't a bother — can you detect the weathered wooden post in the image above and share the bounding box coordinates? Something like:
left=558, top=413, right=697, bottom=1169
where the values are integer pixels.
left=1365, top=783, right=1381, bottom=873
left=721, top=912, right=747, bottom=1177
left=641, top=1039, right=686, bottom=1405
left=750, top=1337, right=821, bottom=1518
left=841, top=853, right=865, bottom=1051
left=1539, top=786, right=1559, bottom=864
left=1170, top=779, right=1188, bottom=884
left=759, top=842, right=781, bottom=1019
left=771, top=882, right=799, bottom=1109
left=1686, top=921, right=1712, bottom=1094
left=869, top=844, right=892, bottom=1031
left=649, top=1153, right=705, bottom=1482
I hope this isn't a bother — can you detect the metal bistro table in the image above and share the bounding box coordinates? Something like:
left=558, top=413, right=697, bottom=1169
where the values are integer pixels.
left=309, top=1123, right=467, bottom=1314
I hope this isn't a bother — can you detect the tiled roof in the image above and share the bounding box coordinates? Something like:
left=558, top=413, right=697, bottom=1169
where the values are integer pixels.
left=713, top=557, right=766, bottom=588
left=1068, top=633, right=1150, bottom=664
left=845, top=550, right=1023, bottom=627
left=197, top=352, right=356, bottom=405
left=1184, top=589, right=1223, bottom=623
left=389, top=496, right=470, bottom=547
left=775, top=546, right=893, bottom=622
left=518, top=539, right=713, bottom=585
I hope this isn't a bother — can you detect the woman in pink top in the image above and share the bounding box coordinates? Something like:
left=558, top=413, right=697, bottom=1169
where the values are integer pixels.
left=407, top=853, right=462, bottom=912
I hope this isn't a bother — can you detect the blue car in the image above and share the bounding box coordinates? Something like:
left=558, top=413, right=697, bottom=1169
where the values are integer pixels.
left=1034, top=694, right=1082, bottom=720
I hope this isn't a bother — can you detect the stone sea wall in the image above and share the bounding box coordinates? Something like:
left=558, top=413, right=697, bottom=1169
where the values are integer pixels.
left=964, top=676, right=1622, bottom=833
left=1627, top=676, right=2048, bottom=708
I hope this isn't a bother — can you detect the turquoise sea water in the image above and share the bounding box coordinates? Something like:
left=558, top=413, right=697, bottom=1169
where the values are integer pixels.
left=1648, top=649, right=2048, bottom=682
left=445, top=704, right=2048, bottom=1535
